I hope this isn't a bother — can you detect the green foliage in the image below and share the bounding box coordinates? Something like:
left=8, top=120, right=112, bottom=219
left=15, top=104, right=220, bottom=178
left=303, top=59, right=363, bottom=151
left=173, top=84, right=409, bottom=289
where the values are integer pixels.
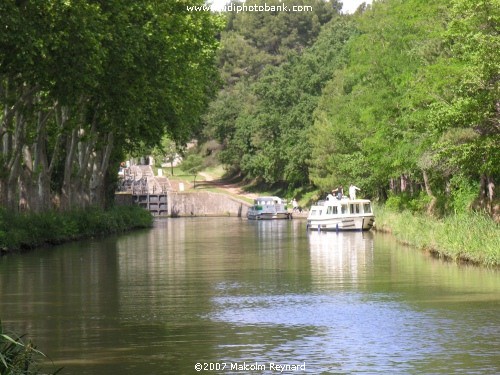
left=0, top=206, right=152, bottom=253
left=151, top=136, right=179, bottom=168
left=385, top=192, right=433, bottom=213
left=180, top=153, right=205, bottom=187
left=205, top=0, right=498, bottom=221
left=0, top=320, right=62, bottom=375
left=448, top=175, right=480, bottom=214
left=306, top=0, right=499, bottom=215
left=215, top=0, right=339, bottom=88
left=180, top=154, right=204, bottom=175
left=310, top=0, right=449, bottom=197
left=217, top=30, right=273, bottom=86
left=412, top=0, right=500, bottom=190
left=89, top=0, right=223, bottom=150
left=206, top=13, right=356, bottom=186
left=226, top=0, right=339, bottom=61
left=1, top=0, right=222, bottom=211
left=375, top=204, right=500, bottom=267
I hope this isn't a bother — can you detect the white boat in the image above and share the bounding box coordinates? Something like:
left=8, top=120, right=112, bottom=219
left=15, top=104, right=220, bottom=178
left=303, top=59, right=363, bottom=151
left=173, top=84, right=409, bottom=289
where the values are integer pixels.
left=247, top=196, right=292, bottom=220
left=307, top=198, right=374, bottom=231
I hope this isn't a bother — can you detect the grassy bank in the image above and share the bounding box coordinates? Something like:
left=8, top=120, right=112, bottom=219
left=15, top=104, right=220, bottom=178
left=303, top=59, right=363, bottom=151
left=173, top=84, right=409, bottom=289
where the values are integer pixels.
left=0, top=205, right=153, bottom=254
left=374, top=205, right=500, bottom=267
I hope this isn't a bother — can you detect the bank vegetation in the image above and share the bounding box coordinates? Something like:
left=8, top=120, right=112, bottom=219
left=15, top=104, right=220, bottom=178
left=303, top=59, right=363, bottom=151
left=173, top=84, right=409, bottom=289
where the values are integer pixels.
left=0, top=205, right=152, bottom=254
left=374, top=205, right=500, bottom=267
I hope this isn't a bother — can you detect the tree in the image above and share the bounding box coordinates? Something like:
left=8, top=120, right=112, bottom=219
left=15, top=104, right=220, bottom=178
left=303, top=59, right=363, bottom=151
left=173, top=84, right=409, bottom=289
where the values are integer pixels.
left=205, top=10, right=354, bottom=186
left=152, top=136, right=180, bottom=176
left=0, top=0, right=222, bottom=211
left=309, top=0, right=449, bottom=199
left=427, top=0, right=500, bottom=208
left=308, top=0, right=498, bottom=216
left=0, top=0, right=106, bottom=211
left=233, top=0, right=340, bottom=57
left=180, top=154, right=204, bottom=188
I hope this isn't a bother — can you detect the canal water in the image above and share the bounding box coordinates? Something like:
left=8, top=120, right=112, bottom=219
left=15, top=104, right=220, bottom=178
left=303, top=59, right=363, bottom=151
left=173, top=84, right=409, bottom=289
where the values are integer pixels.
left=0, top=218, right=498, bottom=374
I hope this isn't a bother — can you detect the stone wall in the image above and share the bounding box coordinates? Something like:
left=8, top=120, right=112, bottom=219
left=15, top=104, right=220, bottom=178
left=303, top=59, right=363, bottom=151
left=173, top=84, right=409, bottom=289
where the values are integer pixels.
left=115, top=191, right=251, bottom=217
left=168, top=191, right=250, bottom=217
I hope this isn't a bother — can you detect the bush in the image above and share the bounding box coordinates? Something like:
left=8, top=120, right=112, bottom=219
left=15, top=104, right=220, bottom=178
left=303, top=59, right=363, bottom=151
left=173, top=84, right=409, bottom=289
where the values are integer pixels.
left=449, top=175, right=478, bottom=214
left=385, top=192, right=432, bottom=213
left=0, top=206, right=153, bottom=253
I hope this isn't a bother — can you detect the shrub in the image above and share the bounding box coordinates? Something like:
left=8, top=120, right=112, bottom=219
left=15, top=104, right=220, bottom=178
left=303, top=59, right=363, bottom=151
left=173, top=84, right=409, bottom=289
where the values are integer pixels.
left=0, top=320, right=62, bottom=374
left=0, top=206, right=153, bottom=253
left=449, top=175, right=478, bottom=214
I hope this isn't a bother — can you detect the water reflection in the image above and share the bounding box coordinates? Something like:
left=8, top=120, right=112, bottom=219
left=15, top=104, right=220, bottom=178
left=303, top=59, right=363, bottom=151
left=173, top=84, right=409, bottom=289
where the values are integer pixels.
left=0, top=218, right=498, bottom=374
left=308, top=231, right=374, bottom=288
left=246, top=219, right=304, bottom=250
left=207, top=227, right=499, bottom=374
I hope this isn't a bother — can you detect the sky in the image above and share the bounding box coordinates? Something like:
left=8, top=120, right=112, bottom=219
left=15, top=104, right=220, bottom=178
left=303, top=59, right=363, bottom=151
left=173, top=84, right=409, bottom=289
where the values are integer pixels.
left=208, top=0, right=373, bottom=13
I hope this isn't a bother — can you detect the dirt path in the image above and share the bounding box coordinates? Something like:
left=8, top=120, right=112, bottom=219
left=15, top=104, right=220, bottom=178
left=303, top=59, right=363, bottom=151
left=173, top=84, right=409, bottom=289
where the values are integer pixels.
left=194, top=172, right=309, bottom=217
left=197, top=172, right=258, bottom=200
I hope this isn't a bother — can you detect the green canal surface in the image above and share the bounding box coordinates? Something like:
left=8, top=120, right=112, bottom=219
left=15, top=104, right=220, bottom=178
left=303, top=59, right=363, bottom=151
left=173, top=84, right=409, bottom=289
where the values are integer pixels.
left=1, top=218, right=498, bottom=374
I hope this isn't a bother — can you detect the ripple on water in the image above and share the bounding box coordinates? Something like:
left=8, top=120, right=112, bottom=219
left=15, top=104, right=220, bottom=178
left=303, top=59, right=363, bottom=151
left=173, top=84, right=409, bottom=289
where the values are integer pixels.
left=207, top=292, right=479, bottom=374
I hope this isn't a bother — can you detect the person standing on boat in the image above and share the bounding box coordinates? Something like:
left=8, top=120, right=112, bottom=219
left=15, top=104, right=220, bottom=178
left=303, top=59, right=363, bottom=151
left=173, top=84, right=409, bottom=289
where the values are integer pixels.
left=349, top=184, right=361, bottom=200
left=332, top=186, right=343, bottom=200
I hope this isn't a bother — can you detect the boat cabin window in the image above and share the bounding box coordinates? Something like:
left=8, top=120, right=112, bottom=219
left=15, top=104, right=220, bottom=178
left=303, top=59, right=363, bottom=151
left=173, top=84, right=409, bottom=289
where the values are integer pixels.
left=341, top=205, right=348, bottom=214
left=311, top=210, right=317, bottom=216
left=326, top=206, right=338, bottom=215
left=258, top=200, right=274, bottom=206
left=363, top=203, right=372, bottom=213
left=350, top=204, right=360, bottom=214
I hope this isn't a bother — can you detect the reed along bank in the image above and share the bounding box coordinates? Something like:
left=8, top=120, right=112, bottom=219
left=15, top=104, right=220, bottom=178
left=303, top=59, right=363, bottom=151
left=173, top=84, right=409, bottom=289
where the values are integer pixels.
left=374, top=205, right=500, bottom=267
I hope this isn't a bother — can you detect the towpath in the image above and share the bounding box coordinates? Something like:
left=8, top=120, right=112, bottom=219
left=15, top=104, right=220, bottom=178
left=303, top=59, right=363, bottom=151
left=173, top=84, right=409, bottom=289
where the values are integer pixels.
left=197, top=172, right=259, bottom=201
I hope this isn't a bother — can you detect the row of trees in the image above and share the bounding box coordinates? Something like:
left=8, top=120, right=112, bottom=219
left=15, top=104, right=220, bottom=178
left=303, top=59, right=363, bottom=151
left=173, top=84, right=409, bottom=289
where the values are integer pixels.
left=204, top=0, right=343, bottom=183
left=204, top=0, right=499, bottom=215
left=1, top=0, right=221, bottom=212
left=310, top=0, right=499, bottom=214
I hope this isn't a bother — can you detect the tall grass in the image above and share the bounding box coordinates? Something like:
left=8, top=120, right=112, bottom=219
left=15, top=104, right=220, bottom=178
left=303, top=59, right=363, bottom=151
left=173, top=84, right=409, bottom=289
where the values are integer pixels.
left=0, top=206, right=153, bottom=253
left=1, top=320, right=62, bottom=374
left=374, top=205, right=500, bottom=267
